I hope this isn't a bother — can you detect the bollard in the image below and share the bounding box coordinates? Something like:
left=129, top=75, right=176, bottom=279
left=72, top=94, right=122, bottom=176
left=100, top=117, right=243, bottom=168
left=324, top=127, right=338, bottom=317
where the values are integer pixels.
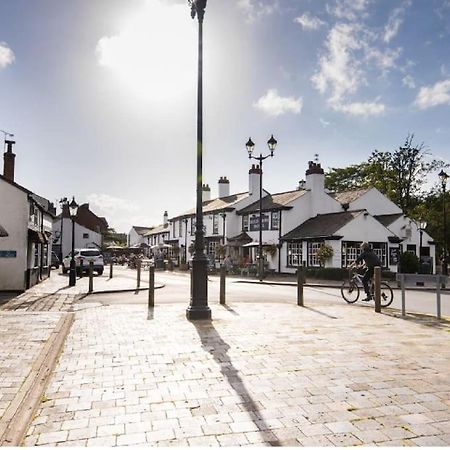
left=220, top=265, right=226, bottom=305
left=374, top=266, right=381, bottom=313
left=88, top=261, right=94, bottom=293
left=79, top=260, right=83, bottom=278
left=400, top=273, right=406, bottom=316
left=297, top=266, right=304, bottom=307
left=436, top=276, right=442, bottom=320
left=148, top=265, right=155, bottom=308
left=137, top=259, right=141, bottom=289
left=109, top=261, right=113, bottom=279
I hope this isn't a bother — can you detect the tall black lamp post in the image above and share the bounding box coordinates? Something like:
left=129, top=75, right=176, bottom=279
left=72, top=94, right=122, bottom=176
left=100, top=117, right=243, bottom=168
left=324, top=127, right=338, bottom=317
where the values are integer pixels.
left=58, top=197, right=68, bottom=262
left=183, top=218, right=188, bottom=264
left=439, top=170, right=448, bottom=275
left=418, top=220, right=427, bottom=272
left=246, top=135, right=278, bottom=282
left=186, top=0, right=210, bottom=320
left=68, top=197, right=79, bottom=287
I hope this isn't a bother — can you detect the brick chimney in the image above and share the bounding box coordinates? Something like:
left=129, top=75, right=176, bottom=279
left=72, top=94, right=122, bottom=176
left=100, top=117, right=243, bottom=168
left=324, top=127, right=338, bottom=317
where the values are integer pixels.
left=163, top=211, right=168, bottom=226
left=249, top=164, right=262, bottom=197
left=202, top=184, right=211, bottom=202
left=3, top=140, right=16, bottom=182
left=218, top=176, right=230, bottom=198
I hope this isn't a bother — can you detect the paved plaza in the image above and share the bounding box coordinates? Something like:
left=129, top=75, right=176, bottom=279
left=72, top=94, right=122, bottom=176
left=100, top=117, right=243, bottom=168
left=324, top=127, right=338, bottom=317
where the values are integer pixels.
left=0, top=271, right=449, bottom=446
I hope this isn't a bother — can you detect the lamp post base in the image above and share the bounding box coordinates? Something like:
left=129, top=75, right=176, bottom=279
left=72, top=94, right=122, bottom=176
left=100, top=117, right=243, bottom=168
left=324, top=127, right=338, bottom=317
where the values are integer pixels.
left=69, top=260, right=76, bottom=287
left=187, top=256, right=211, bottom=320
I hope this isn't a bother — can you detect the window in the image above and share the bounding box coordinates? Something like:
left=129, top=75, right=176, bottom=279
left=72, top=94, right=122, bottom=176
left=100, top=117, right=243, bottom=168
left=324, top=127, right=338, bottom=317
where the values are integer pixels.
left=208, top=241, right=218, bottom=256
left=341, top=241, right=362, bottom=267
left=172, top=221, right=176, bottom=238
left=406, top=244, right=416, bottom=255
left=249, top=213, right=270, bottom=231
left=83, top=233, right=89, bottom=239
left=271, top=211, right=280, bottom=230
left=307, top=242, right=322, bottom=267
left=370, top=242, right=387, bottom=267
left=242, top=215, right=249, bottom=231
left=287, top=242, right=302, bottom=267
left=212, top=214, right=219, bottom=234
left=191, top=217, right=196, bottom=235
left=34, top=244, right=40, bottom=268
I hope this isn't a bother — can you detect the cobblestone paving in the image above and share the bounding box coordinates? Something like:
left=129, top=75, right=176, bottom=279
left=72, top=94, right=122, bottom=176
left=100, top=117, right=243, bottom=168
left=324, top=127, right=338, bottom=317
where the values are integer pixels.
left=0, top=292, right=82, bottom=312
left=0, top=312, right=64, bottom=421
left=24, top=302, right=450, bottom=447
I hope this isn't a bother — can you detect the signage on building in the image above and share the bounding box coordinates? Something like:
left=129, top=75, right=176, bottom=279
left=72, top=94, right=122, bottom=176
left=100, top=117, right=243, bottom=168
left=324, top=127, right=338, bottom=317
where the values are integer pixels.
left=389, top=247, right=400, bottom=266
left=249, top=213, right=270, bottom=231
left=0, top=250, right=17, bottom=258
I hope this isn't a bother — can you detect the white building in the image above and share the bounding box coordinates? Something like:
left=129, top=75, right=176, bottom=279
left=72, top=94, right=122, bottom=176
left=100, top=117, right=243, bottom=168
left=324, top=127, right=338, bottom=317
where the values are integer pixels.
left=127, top=226, right=153, bottom=248
left=0, top=140, right=56, bottom=291
left=166, top=161, right=435, bottom=273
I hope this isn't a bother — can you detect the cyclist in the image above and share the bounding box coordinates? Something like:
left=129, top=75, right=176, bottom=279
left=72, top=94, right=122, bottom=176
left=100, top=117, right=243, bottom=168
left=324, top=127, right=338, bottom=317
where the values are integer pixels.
left=350, top=242, right=381, bottom=301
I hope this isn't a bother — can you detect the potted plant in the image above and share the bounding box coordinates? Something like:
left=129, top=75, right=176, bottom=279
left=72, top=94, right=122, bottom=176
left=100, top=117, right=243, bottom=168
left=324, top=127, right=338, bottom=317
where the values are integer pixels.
left=317, top=244, right=334, bottom=267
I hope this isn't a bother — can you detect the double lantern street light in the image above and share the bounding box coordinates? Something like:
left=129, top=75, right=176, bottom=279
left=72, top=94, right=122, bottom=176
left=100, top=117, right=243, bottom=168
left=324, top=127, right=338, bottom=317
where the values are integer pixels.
left=68, top=197, right=79, bottom=287
left=439, top=170, right=449, bottom=275
left=246, top=135, right=278, bottom=282
left=418, top=220, right=427, bottom=272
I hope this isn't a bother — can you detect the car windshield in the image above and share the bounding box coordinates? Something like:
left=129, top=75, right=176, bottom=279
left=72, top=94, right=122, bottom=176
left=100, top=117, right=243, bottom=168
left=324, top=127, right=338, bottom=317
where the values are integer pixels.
left=80, top=250, right=101, bottom=257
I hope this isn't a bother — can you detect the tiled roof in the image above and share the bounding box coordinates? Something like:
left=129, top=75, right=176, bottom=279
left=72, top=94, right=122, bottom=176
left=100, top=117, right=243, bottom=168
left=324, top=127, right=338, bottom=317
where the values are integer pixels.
left=238, top=189, right=307, bottom=214
left=133, top=226, right=153, bottom=235
left=144, top=224, right=169, bottom=236
left=282, top=210, right=365, bottom=240
left=329, top=188, right=371, bottom=204
left=170, top=192, right=249, bottom=220
left=374, top=213, right=403, bottom=227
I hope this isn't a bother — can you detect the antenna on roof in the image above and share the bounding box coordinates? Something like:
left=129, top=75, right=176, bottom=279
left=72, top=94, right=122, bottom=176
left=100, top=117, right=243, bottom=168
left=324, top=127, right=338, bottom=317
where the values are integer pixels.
left=314, top=153, right=319, bottom=163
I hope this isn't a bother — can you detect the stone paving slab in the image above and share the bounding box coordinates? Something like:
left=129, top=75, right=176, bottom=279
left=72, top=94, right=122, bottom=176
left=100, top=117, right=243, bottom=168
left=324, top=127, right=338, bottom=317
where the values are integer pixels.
left=24, top=301, right=450, bottom=446
left=0, top=311, right=73, bottom=444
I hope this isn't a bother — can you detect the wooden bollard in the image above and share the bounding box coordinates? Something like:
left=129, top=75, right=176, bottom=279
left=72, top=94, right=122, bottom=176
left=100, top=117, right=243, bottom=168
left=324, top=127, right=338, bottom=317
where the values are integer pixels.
left=374, top=266, right=381, bottom=313
left=148, top=265, right=155, bottom=308
left=297, top=266, right=304, bottom=307
left=88, top=261, right=94, bottom=293
left=220, top=265, right=226, bottom=305
left=109, top=260, right=113, bottom=279
left=137, top=259, right=141, bottom=289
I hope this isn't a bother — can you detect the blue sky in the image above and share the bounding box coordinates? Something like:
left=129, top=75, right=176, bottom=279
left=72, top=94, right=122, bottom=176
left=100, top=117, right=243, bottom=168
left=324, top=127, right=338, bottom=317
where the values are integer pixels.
left=1, top=0, right=450, bottom=232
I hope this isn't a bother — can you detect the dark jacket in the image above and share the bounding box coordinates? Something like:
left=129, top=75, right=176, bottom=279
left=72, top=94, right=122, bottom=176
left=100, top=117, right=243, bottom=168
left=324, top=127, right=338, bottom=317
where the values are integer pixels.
left=356, top=249, right=381, bottom=268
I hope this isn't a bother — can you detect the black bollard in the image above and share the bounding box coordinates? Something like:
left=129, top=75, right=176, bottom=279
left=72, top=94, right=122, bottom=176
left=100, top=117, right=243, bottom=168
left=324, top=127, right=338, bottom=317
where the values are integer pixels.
left=297, top=266, right=304, bottom=307
left=374, top=266, right=381, bottom=313
left=220, top=265, right=226, bottom=305
left=148, top=264, right=155, bottom=308
left=88, top=261, right=94, bottom=293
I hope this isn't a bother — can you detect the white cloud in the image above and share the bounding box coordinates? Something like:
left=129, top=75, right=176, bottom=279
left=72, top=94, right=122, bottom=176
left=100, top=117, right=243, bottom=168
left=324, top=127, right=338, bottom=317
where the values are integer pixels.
left=334, top=101, right=385, bottom=117
left=327, top=0, right=370, bottom=21
left=415, top=79, right=450, bottom=109
left=86, top=193, right=139, bottom=215
left=402, top=74, right=416, bottom=89
left=319, top=118, right=331, bottom=128
left=294, top=13, right=325, bottom=30
left=383, top=0, right=411, bottom=43
left=236, top=0, right=279, bottom=23
left=253, top=89, right=303, bottom=116
left=0, top=42, right=15, bottom=69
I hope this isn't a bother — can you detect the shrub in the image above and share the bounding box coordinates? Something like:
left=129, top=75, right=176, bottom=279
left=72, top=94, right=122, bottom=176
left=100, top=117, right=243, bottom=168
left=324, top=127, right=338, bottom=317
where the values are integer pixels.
left=316, top=244, right=334, bottom=267
left=399, top=252, right=419, bottom=273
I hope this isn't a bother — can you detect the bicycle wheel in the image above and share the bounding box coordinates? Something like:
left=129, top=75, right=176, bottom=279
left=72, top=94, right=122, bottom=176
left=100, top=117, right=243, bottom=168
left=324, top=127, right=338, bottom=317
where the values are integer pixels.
left=341, top=281, right=360, bottom=303
left=380, top=282, right=394, bottom=307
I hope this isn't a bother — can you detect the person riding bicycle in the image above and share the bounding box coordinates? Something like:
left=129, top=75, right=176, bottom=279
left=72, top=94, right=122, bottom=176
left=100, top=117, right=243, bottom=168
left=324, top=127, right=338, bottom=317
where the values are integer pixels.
left=350, top=242, right=381, bottom=301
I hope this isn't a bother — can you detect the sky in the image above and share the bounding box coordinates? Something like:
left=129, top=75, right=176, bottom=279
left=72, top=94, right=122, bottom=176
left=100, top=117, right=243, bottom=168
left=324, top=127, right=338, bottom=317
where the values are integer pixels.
left=1, top=0, right=450, bottom=232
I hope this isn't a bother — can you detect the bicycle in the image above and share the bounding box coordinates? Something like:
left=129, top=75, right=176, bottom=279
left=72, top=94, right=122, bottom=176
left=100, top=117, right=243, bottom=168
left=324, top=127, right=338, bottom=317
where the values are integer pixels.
left=340, top=267, right=394, bottom=307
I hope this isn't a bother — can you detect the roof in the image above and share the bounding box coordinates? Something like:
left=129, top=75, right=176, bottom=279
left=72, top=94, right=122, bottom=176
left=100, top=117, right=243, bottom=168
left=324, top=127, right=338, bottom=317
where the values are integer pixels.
left=328, top=188, right=371, bottom=205
left=144, top=224, right=170, bottom=236
left=227, top=231, right=252, bottom=242
left=170, top=192, right=249, bottom=220
left=238, top=189, right=307, bottom=214
left=0, top=174, right=56, bottom=217
left=132, top=226, right=153, bottom=235
left=374, top=213, right=403, bottom=227
left=282, top=210, right=366, bottom=240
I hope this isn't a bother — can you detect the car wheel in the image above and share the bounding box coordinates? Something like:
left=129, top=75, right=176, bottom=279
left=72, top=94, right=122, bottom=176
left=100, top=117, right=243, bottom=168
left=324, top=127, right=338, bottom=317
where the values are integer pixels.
left=97, top=269, right=104, bottom=276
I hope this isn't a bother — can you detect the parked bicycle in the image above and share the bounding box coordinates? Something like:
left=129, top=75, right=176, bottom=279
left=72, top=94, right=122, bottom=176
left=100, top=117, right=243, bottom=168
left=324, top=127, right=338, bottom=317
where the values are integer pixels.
left=340, top=268, right=394, bottom=307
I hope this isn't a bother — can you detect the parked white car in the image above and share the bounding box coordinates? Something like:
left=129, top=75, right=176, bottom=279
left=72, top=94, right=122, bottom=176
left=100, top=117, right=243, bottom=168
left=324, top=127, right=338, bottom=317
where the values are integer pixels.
left=62, top=248, right=104, bottom=275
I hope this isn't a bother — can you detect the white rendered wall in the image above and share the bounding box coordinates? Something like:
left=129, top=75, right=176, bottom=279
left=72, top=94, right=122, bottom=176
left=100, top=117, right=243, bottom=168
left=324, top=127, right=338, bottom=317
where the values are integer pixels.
left=349, top=188, right=402, bottom=216
left=0, top=180, right=28, bottom=290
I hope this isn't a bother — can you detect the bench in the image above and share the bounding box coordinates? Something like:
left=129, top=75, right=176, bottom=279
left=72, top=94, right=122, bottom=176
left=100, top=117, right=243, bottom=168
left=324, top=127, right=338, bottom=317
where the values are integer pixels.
left=396, top=273, right=448, bottom=319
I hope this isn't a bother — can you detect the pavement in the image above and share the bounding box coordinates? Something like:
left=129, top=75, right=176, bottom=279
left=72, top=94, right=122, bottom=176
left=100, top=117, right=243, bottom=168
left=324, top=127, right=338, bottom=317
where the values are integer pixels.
left=0, top=270, right=449, bottom=446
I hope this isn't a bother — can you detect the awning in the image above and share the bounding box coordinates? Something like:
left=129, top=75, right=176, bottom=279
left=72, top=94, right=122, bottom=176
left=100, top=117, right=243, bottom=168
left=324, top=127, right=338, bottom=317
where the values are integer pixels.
left=242, top=241, right=274, bottom=248
left=28, top=229, right=45, bottom=243
left=151, top=243, right=172, bottom=250
left=0, top=224, right=8, bottom=237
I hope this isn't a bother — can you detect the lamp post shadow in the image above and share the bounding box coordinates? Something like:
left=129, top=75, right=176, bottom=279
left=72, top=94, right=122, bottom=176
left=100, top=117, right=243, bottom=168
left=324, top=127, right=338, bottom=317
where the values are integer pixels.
left=191, top=320, right=281, bottom=446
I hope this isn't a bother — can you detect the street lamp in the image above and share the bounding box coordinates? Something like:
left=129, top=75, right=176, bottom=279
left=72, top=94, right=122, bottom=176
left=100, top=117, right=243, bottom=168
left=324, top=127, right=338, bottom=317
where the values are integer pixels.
left=186, top=0, right=211, bottom=320
left=68, top=197, right=78, bottom=287
left=220, top=211, right=226, bottom=246
left=246, top=135, right=278, bottom=281
left=183, top=218, right=188, bottom=265
left=439, top=170, right=448, bottom=275
left=58, top=197, right=68, bottom=262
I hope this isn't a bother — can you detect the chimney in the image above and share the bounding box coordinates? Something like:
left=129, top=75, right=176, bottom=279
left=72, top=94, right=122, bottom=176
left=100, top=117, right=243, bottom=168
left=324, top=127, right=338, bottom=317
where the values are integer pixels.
left=298, top=179, right=306, bottom=190
left=202, top=184, right=211, bottom=202
left=218, top=176, right=230, bottom=198
left=249, top=164, right=262, bottom=196
left=3, top=140, right=16, bottom=182
left=163, top=211, right=168, bottom=226
left=305, top=160, right=324, bottom=191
